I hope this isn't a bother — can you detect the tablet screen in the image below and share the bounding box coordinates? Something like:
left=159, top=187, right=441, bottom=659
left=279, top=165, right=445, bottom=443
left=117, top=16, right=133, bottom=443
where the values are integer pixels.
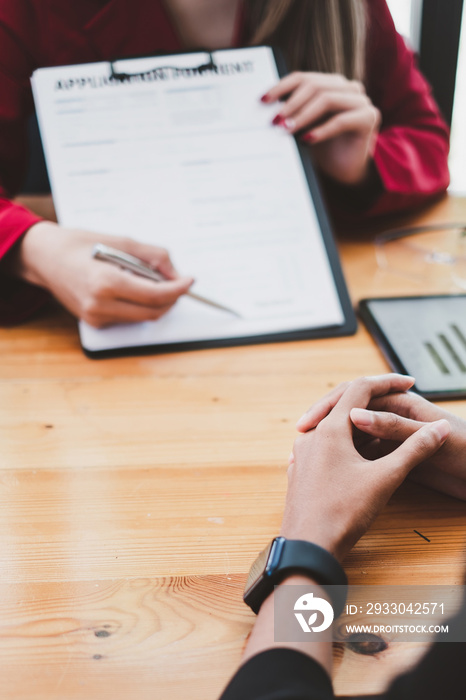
left=361, top=296, right=466, bottom=398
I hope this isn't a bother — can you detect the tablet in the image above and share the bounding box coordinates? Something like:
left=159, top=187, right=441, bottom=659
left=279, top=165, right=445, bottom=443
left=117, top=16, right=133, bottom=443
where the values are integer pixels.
left=359, top=295, right=466, bottom=400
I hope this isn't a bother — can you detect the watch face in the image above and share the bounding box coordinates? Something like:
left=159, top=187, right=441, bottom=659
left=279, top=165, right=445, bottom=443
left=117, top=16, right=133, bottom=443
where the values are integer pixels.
left=244, top=540, right=274, bottom=596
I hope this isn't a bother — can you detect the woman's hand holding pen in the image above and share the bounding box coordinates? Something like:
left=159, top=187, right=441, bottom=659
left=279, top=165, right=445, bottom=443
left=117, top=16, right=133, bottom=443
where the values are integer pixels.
left=8, top=222, right=193, bottom=327
left=297, top=377, right=466, bottom=501
left=262, top=72, right=381, bottom=186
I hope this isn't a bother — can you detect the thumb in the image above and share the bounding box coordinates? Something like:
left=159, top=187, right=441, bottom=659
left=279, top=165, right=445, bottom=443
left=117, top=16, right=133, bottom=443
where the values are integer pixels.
left=380, top=419, right=450, bottom=479
left=350, top=407, right=426, bottom=442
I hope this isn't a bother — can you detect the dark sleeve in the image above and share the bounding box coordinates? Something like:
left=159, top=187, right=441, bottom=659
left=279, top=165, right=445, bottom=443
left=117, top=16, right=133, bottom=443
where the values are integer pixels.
left=0, top=0, right=48, bottom=325
left=219, top=601, right=466, bottom=700
left=323, top=0, right=450, bottom=222
left=219, top=641, right=466, bottom=700
left=383, top=602, right=466, bottom=700
left=383, top=644, right=466, bottom=699
left=218, top=648, right=334, bottom=700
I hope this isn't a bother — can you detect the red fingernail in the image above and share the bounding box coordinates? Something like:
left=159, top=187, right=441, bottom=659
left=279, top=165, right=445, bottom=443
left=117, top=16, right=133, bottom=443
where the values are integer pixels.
left=272, top=114, right=284, bottom=126
left=260, top=94, right=270, bottom=103
left=302, top=132, right=316, bottom=143
left=283, top=118, right=295, bottom=131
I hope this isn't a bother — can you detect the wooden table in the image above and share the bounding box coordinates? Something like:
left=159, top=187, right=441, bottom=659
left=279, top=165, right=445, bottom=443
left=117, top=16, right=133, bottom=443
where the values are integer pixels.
left=1, top=195, right=466, bottom=698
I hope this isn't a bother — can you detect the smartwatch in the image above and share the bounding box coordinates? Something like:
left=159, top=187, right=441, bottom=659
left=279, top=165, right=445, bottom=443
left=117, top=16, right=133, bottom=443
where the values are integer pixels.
left=243, top=537, right=348, bottom=615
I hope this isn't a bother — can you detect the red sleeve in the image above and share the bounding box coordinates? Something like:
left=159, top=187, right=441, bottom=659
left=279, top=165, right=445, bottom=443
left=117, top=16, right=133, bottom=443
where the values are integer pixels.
left=0, top=1, right=49, bottom=325
left=363, top=0, right=450, bottom=217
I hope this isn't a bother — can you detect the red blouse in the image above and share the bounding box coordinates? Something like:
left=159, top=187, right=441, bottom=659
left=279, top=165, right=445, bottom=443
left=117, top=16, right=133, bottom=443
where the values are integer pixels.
left=0, top=0, right=450, bottom=324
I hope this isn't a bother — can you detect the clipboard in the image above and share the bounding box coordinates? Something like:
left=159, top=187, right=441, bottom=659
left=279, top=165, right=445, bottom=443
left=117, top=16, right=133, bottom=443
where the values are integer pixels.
left=31, top=45, right=356, bottom=358
left=359, top=295, right=466, bottom=400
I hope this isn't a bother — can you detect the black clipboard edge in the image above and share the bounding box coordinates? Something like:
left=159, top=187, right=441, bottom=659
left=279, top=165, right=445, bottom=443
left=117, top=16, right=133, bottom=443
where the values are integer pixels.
left=82, top=319, right=356, bottom=360
left=267, top=48, right=356, bottom=347
left=72, top=45, right=356, bottom=357
left=358, top=295, right=466, bottom=401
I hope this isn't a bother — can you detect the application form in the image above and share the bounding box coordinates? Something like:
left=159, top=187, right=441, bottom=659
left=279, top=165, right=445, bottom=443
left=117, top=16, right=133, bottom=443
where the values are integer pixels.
left=32, top=46, right=352, bottom=354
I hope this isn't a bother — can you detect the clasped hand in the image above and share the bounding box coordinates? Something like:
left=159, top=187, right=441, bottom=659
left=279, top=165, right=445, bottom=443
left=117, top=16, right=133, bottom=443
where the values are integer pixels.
left=282, top=375, right=457, bottom=563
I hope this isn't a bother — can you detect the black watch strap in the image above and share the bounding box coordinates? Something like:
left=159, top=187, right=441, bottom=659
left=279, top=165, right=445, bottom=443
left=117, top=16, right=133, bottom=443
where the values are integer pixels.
left=244, top=538, right=348, bottom=616
left=277, top=540, right=347, bottom=617
left=279, top=540, right=347, bottom=586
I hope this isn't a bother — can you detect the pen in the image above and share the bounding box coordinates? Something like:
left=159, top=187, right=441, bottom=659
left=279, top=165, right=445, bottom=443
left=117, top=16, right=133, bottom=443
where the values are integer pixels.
left=92, top=243, right=241, bottom=318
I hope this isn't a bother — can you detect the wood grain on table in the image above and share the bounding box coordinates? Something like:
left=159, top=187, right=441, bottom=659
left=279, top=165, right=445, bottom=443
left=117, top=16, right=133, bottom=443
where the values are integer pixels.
left=2, top=195, right=466, bottom=698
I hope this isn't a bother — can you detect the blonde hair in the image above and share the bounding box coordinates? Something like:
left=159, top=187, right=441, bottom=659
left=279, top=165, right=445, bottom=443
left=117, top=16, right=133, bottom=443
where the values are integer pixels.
left=246, top=0, right=367, bottom=81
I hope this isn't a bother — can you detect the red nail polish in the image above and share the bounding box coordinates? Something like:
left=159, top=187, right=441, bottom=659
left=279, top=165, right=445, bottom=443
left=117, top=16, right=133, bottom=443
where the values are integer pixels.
left=302, top=132, right=316, bottom=143
left=260, top=94, right=270, bottom=103
left=272, top=114, right=284, bottom=126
